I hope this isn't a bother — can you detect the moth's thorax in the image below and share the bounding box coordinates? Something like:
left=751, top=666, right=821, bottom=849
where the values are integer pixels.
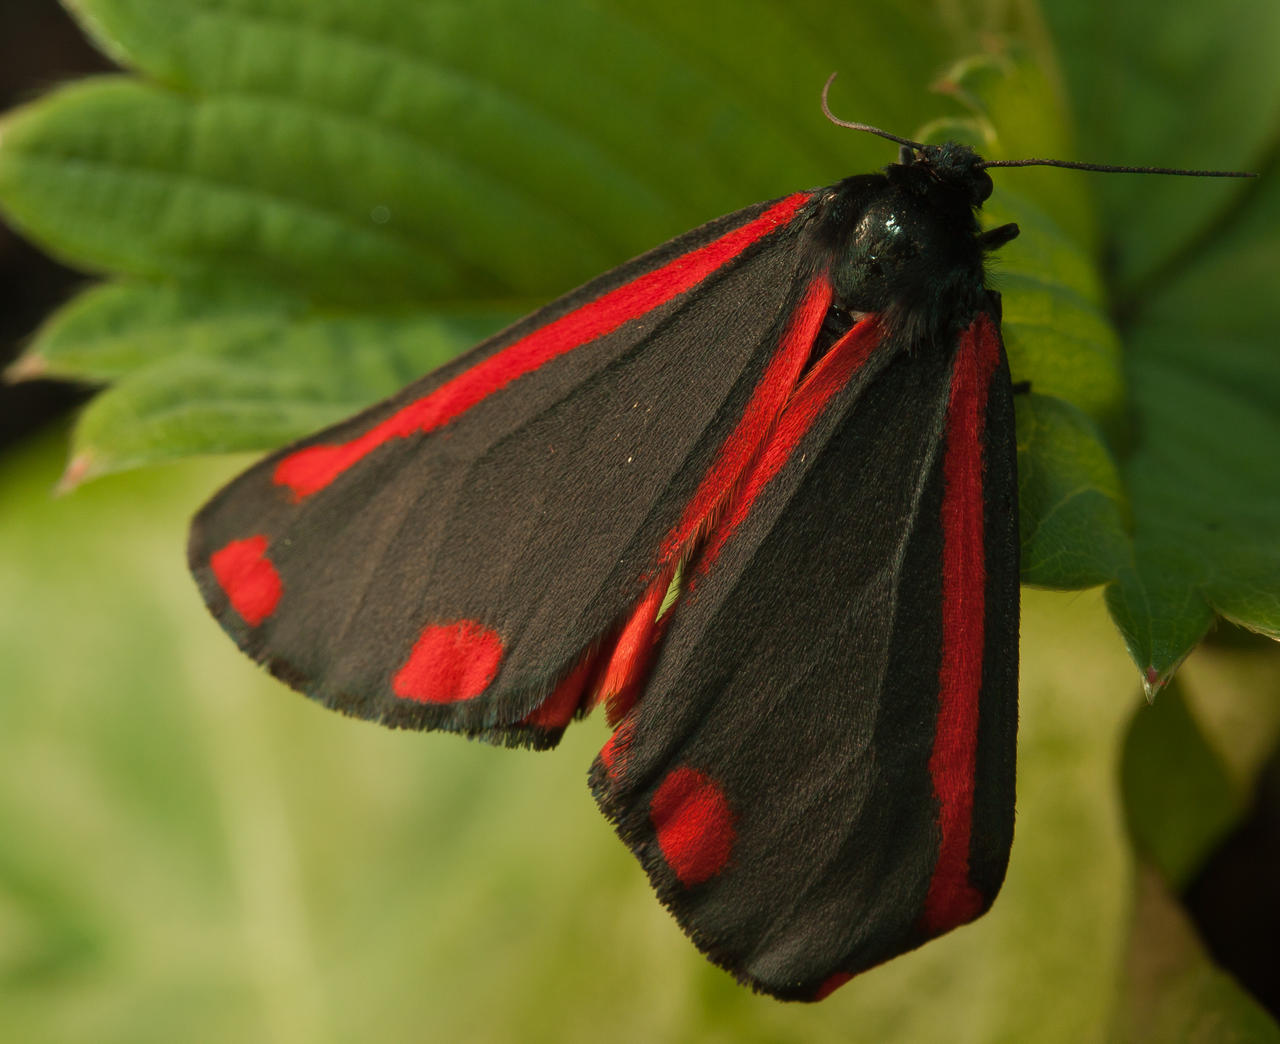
left=816, top=152, right=998, bottom=346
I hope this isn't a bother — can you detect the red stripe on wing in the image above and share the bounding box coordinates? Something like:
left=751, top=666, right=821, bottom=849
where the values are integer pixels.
left=656, top=275, right=833, bottom=566
left=693, top=318, right=883, bottom=578
left=549, top=277, right=836, bottom=729
left=273, top=193, right=814, bottom=499
left=597, top=566, right=677, bottom=723
left=921, top=312, right=1002, bottom=934
left=520, top=650, right=602, bottom=729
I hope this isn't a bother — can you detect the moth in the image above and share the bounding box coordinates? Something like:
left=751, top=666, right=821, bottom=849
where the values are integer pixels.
left=188, top=79, right=1250, bottom=1000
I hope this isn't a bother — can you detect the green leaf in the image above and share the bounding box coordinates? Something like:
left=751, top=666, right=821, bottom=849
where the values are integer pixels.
left=1104, top=167, right=1280, bottom=684
left=14, top=0, right=964, bottom=304
left=1038, top=0, right=1280, bottom=679
left=1041, top=0, right=1280, bottom=290
left=989, top=192, right=1126, bottom=438
left=15, top=279, right=302, bottom=382
left=1121, top=682, right=1240, bottom=889
left=0, top=0, right=978, bottom=482
left=1006, top=5, right=1280, bottom=680
left=1017, top=393, right=1128, bottom=588
left=5, top=4, right=1274, bottom=685
left=61, top=310, right=504, bottom=482
left=5, top=1, right=1276, bottom=685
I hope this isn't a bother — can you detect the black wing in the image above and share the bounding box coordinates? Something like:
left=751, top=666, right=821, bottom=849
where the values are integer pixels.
left=190, top=191, right=847, bottom=747
left=591, top=312, right=1019, bottom=999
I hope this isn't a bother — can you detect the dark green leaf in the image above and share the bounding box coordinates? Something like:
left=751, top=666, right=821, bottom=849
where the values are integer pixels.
left=1042, top=0, right=1280, bottom=290
left=1121, top=682, right=1240, bottom=889
left=1017, top=393, right=1128, bottom=588
left=1105, top=167, right=1280, bottom=682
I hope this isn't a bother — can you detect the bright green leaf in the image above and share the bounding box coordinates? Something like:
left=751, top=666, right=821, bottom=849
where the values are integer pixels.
left=3, top=1, right=1274, bottom=685
left=17, top=279, right=302, bottom=382
left=64, top=310, right=505, bottom=480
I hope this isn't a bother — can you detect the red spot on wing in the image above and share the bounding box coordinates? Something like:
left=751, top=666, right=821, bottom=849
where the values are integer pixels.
left=209, top=535, right=282, bottom=627
left=695, top=318, right=882, bottom=578
left=273, top=194, right=813, bottom=499
left=813, top=972, right=853, bottom=1001
left=392, top=621, right=504, bottom=704
left=922, top=313, right=1002, bottom=934
left=656, top=276, right=833, bottom=566
left=651, top=767, right=735, bottom=886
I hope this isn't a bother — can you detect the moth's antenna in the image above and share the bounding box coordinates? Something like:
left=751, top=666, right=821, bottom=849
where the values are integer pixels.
left=821, top=73, right=924, bottom=152
left=980, top=157, right=1256, bottom=178
left=821, top=73, right=1257, bottom=179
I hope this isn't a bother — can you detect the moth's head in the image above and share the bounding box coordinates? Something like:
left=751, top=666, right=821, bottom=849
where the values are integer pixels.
left=818, top=159, right=1008, bottom=345
left=907, top=141, right=994, bottom=207
left=812, top=82, right=1022, bottom=342
left=815, top=71, right=1254, bottom=344
left=890, top=142, right=1021, bottom=251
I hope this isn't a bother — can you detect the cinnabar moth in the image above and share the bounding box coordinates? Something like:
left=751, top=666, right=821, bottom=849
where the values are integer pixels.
left=187, top=80, right=1252, bottom=1001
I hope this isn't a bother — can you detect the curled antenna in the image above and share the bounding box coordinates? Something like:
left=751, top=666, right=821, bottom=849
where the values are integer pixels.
left=820, top=74, right=926, bottom=152
left=821, top=73, right=1257, bottom=179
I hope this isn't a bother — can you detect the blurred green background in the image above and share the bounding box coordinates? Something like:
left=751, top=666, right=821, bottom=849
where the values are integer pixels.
left=2, top=1, right=1279, bottom=1041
